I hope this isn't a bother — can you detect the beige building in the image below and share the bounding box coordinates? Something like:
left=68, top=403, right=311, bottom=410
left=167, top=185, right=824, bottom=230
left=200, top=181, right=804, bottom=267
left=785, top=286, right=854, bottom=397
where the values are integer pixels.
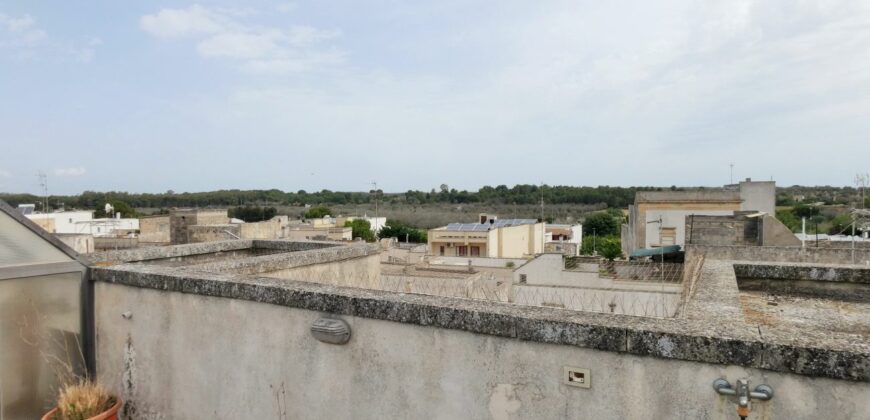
left=139, top=215, right=171, bottom=244
left=428, top=216, right=544, bottom=258
left=622, top=179, right=776, bottom=254
left=169, top=209, right=230, bottom=244
left=287, top=225, right=353, bottom=241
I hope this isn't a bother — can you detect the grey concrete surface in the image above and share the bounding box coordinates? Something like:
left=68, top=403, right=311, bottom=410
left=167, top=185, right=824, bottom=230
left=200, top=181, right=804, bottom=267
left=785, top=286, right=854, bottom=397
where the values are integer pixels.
left=94, top=282, right=870, bottom=420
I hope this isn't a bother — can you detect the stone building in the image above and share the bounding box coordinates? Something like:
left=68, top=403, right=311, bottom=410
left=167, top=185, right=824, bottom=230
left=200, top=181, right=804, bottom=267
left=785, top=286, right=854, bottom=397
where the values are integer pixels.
left=622, top=179, right=776, bottom=255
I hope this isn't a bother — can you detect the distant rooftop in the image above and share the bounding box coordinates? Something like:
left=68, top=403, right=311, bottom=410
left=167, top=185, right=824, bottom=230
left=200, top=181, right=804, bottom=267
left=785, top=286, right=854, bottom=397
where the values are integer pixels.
left=443, top=218, right=538, bottom=231
left=635, top=189, right=740, bottom=203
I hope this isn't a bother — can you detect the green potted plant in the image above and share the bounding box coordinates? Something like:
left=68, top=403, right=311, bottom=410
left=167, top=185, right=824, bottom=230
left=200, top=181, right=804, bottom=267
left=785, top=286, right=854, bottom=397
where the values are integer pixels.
left=41, top=381, right=123, bottom=420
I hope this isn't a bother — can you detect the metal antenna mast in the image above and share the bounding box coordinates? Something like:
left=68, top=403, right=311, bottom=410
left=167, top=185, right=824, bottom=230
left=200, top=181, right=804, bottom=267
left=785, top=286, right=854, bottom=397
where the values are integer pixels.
left=37, top=171, right=48, bottom=214
left=371, top=181, right=379, bottom=230
left=856, top=173, right=869, bottom=209
left=729, top=163, right=734, bottom=185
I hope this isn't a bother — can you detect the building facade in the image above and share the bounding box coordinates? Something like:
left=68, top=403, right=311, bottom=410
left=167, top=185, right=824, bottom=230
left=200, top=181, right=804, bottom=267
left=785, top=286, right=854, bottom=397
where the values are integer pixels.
left=428, top=216, right=544, bottom=258
left=545, top=223, right=583, bottom=256
left=622, top=179, right=777, bottom=255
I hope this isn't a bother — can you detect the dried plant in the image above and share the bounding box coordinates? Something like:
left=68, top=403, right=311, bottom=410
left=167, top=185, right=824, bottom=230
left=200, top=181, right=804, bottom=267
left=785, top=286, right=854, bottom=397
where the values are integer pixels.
left=16, top=301, right=118, bottom=418
left=51, top=381, right=115, bottom=420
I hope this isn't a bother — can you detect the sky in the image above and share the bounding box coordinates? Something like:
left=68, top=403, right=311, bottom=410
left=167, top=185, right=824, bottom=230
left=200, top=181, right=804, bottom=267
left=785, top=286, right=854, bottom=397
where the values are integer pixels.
left=1, top=1, right=869, bottom=195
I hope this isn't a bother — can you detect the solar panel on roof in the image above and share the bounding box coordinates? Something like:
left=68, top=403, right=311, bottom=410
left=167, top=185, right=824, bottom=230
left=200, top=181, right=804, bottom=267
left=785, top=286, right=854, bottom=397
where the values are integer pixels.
left=444, top=219, right=537, bottom=231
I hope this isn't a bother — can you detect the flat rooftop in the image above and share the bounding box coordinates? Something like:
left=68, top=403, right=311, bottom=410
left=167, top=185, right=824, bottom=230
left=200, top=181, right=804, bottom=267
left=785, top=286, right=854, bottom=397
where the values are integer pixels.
left=440, top=219, right=538, bottom=231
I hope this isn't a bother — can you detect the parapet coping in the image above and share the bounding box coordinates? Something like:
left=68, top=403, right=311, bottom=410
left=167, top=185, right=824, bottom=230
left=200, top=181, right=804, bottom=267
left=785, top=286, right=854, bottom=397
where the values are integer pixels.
left=90, top=255, right=870, bottom=382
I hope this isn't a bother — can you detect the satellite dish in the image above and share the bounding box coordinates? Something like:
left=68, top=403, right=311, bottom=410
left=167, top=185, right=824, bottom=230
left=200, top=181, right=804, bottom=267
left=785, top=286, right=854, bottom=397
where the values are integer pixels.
left=105, top=203, right=114, bottom=214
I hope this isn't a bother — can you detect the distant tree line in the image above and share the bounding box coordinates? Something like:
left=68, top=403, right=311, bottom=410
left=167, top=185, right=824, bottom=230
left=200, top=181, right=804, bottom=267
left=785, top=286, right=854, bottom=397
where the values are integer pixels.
left=229, top=206, right=277, bottom=222
left=4, top=184, right=869, bottom=217
left=0, top=185, right=659, bottom=211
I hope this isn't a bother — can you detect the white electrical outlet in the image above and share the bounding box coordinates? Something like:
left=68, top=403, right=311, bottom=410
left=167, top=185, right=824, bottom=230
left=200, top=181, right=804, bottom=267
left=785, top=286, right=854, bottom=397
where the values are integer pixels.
left=563, top=366, right=591, bottom=388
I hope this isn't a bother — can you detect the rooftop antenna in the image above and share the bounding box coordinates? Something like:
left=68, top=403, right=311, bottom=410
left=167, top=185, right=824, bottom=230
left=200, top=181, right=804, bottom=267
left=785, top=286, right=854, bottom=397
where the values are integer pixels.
left=371, top=181, right=379, bottom=231
left=856, top=173, right=869, bottom=209
left=729, top=163, right=734, bottom=185
left=540, top=181, right=545, bottom=222
left=37, top=171, right=48, bottom=215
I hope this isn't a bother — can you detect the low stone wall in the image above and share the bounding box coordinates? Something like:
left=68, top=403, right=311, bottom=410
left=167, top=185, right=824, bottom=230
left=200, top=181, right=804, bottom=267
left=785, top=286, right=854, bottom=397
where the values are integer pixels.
left=733, top=263, right=870, bottom=301
left=56, top=233, right=94, bottom=254
left=91, top=272, right=870, bottom=419
left=188, top=224, right=240, bottom=243
left=688, top=244, right=870, bottom=265
left=429, top=256, right=528, bottom=268
left=94, top=237, right=139, bottom=250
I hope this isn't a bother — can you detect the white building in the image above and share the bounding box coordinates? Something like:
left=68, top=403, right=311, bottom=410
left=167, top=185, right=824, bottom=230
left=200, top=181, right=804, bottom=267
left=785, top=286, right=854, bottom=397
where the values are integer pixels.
left=24, top=209, right=138, bottom=237
left=545, top=224, right=583, bottom=256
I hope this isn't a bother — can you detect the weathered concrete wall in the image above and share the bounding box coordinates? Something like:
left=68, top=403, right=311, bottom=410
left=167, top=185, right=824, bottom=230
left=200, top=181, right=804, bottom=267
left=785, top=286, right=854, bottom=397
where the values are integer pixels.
left=760, top=215, right=801, bottom=246
left=94, top=282, right=870, bottom=420
left=169, top=209, right=229, bottom=244
left=688, top=244, right=870, bottom=265
left=238, top=216, right=289, bottom=240
left=511, top=255, right=681, bottom=317
left=686, top=214, right=758, bottom=246
left=94, top=237, right=139, bottom=250
left=188, top=224, right=240, bottom=243
left=261, top=253, right=382, bottom=287
left=544, top=241, right=579, bottom=256
left=429, top=256, right=528, bottom=269
left=733, top=263, right=870, bottom=301
left=739, top=180, right=776, bottom=215
left=56, top=233, right=94, bottom=253
left=138, top=215, right=170, bottom=244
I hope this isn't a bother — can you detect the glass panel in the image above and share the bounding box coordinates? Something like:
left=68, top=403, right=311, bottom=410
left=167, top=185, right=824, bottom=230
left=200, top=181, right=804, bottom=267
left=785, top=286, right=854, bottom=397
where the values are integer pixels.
left=0, top=272, right=83, bottom=419
left=0, top=211, right=72, bottom=268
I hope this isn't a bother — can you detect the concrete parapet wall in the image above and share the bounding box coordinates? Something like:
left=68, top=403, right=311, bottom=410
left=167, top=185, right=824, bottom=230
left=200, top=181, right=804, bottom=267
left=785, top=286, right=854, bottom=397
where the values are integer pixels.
left=688, top=244, right=870, bottom=265
left=92, top=278, right=870, bottom=419
left=429, top=256, right=528, bottom=268
left=56, top=233, right=94, bottom=254
left=90, top=263, right=869, bottom=382
left=188, top=224, right=240, bottom=243
left=94, top=237, right=139, bottom=250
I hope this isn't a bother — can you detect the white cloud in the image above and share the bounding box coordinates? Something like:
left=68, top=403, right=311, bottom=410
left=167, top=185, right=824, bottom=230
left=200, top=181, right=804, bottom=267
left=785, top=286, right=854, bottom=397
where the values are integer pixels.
left=54, top=167, right=87, bottom=177
left=139, top=5, right=224, bottom=38
left=276, top=3, right=297, bottom=14
left=140, top=5, right=343, bottom=73
left=0, top=12, right=47, bottom=49
left=1, top=12, right=100, bottom=62
left=197, top=31, right=281, bottom=59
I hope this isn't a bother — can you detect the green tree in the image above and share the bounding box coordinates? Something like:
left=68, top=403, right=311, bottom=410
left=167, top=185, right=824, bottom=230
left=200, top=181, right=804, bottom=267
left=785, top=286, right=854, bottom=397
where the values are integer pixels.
left=378, top=219, right=427, bottom=243
left=229, top=206, right=276, bottom=222
left=94, top=200, right=137, bottom=218
left=828, top=214, right=854, bottom=235
left=583, top=212, right=620, bottom=237
left=598, top=237, right=623, bottom=260
left=345, top=219, right=375, bottom=242
left=775, top=210, right=800, bottom=232
left=792, top=204, right=820, bottom=218
left=580, top=235, right=596, bottom=255
left=304, top=206, right=332, bottom=219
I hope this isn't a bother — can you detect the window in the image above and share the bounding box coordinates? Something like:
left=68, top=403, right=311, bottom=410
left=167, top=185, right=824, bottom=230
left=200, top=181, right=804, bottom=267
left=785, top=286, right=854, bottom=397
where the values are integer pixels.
left=457, top=246, right=468, bottom=256
left=470, top=246, right=480, bottom=257
left=519, top=274, right=527, bottom=283
left=660, top=227, right=676, bottom=246
left=439, top=246, right=445, bottom=256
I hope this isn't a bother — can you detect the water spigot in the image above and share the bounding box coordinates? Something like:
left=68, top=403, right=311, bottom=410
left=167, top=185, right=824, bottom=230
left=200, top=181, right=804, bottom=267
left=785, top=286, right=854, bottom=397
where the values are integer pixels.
left=713, top=378, right=774, bottom=419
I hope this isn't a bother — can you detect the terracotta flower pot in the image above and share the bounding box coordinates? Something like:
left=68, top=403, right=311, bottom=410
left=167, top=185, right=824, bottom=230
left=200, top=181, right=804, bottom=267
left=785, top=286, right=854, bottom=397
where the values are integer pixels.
left=41, top=398, right=123, bottom=420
